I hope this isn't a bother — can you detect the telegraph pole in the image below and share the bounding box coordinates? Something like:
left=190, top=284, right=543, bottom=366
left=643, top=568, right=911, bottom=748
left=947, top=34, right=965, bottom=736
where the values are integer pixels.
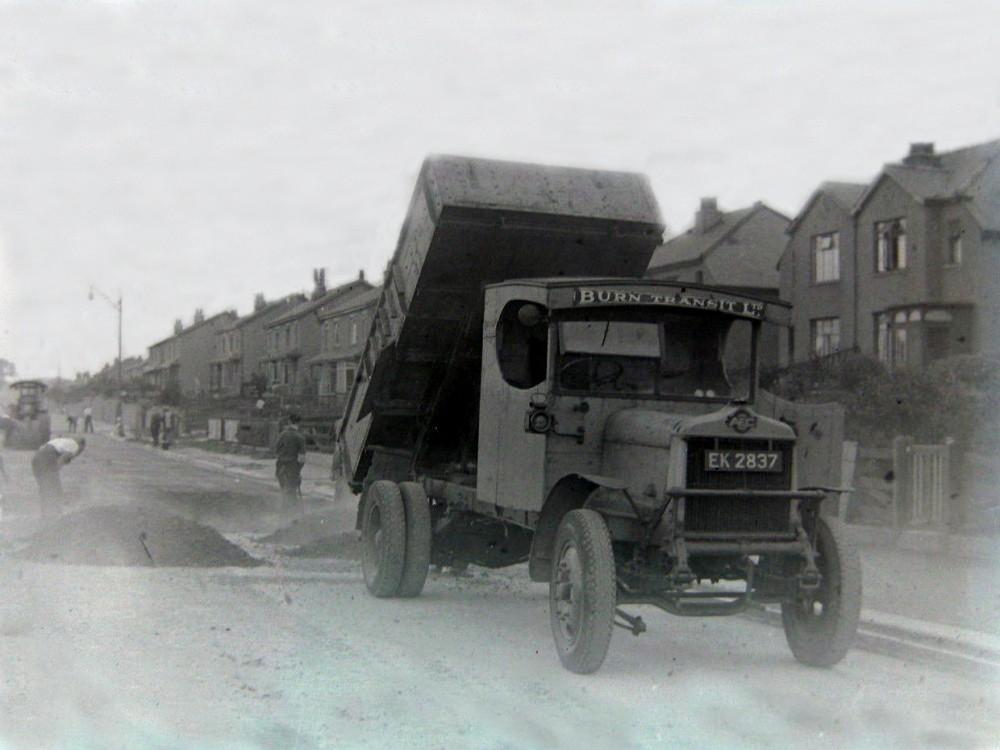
left=90, top=286, right=125, bottom=434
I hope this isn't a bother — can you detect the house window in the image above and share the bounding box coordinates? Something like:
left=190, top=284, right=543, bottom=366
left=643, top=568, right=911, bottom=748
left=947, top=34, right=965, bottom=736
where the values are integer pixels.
left=813, top=232, right=840, bottom=283
left=332, top=322, right=341, bottom=346
left=811, top=317, right=840, bottom=357
left=343, top=364, right=356, bottom=393
left=947, top=220, right=963, bottom=265
left=875, top=218, right=907, bottom=272
left=350, top=319, right=359, bottom=345
left=875, top=311, right=909, bottom=368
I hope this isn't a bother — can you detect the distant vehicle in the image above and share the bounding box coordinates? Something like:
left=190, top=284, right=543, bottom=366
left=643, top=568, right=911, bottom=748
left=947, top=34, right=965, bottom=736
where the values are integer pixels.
left=334, top=156, right=860, bottom=674
left=2, top=380, right=52, bottom=450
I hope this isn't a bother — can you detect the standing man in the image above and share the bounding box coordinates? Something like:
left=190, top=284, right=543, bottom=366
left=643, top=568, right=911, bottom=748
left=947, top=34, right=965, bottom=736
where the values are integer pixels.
left=149, top=409, right=163, bottom=447
left=274, top=413, right=307, bottom=516
left=82, top=405, right=94, bottom=433
left=31, top=436, right=86, bottom=518
left=161, top=408, right=175, bottom=449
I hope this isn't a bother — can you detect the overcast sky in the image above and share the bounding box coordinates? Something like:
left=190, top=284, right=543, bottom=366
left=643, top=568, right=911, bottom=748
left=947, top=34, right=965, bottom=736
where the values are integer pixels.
left=1, top=0, right=997, bottom=378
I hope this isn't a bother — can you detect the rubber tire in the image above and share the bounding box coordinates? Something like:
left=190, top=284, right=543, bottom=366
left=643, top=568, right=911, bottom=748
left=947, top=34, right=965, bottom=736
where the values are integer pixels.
left=549, top=509, right=617, bottom=674
left=781, top=516, right=862, bottom=667
left=361, top=480, right=407, bottom=598
left=397, top=481, right=432, bottom=598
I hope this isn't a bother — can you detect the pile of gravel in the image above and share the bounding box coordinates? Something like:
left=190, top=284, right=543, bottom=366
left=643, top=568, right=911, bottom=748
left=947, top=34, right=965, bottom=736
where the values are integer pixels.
left=16, top=505, right=262, bottom=568
left=256, top=508, right=344, bottom=546
left=285, top=533, right=361, bottom=560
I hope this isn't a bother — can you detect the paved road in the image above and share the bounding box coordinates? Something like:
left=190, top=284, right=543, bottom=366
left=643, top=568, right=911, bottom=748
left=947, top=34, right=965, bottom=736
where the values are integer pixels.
left=1, top=433, right=998, bottom=749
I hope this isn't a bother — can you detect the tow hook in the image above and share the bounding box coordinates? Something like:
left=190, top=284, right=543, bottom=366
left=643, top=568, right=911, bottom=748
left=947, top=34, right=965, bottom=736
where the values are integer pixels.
left=615, top=608, right=647, bottom=636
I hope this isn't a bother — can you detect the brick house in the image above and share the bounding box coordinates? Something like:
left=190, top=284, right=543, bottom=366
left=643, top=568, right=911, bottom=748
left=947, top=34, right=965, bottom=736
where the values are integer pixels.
left=781, top=140, right=1000, bottom=367
left=263, top=272, right=373, bottom=394
left=306, top=286, right=381, bottom=408
left=646, top=197, right=791, bottom=367
left=208, top=293, right=306, bottom=397
left=146, top=309, right=237, bottom=397
left=778, top=182, right=866, bottom=364
left=145, top=336, right=180, bottom=392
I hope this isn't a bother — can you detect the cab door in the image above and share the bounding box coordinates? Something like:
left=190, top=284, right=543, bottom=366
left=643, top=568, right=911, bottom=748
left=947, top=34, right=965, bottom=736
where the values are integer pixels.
left=477, top=293, right=549, bottom=512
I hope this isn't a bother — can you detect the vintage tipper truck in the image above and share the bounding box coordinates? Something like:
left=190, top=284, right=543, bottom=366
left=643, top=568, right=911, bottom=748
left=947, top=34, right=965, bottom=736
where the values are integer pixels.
left=334, top=155, right=860, bottom=673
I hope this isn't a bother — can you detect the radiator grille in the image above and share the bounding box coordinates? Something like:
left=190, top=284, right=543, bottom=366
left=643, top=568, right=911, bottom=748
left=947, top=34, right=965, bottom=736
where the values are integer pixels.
left=683, top=437, right=794, bottom=535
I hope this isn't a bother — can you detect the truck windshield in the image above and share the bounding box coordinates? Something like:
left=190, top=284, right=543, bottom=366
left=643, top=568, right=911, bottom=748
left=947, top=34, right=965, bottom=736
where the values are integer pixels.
left=557, top=311, right=753, bottom=400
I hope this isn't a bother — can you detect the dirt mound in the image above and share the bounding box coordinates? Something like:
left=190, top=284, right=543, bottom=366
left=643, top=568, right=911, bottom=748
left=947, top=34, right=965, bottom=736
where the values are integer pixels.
left=284, top=532, right=361, bottom=560
left=256, top=507, right=344, bottom=546
left=16, top=505, right=263, bottom=568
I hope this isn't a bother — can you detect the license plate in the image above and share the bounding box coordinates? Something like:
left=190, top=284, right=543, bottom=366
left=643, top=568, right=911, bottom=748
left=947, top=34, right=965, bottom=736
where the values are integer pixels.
left=704, top=449, right=782, bottom=473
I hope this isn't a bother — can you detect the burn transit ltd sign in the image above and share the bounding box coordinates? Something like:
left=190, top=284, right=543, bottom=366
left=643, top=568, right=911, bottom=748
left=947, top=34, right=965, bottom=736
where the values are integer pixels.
left=572, top=287, right=766, bottom=319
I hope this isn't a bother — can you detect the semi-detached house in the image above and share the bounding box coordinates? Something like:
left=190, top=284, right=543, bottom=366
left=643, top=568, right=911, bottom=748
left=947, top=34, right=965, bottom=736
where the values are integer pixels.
left=780, top=140, right=1000, bottom=367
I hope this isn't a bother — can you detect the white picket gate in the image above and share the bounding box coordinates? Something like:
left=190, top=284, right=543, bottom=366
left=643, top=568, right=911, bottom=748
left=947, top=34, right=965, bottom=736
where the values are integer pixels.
left=908, top=443, right=950, bottom=527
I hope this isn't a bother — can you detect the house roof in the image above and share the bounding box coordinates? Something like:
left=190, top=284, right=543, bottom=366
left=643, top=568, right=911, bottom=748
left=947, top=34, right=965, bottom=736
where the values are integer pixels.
left=234, top=294, right=308, bottom=329
left=785, top=181, right=867, bottom=236
left=318, top=286, right=382, bottom=320
left=266, top=279, right=373, bottom=327
left=149, top=310, right=237, bottom=348
left=648, top=205, right=756, bottom=270
left=647, top=202, right=790, bottom=287
left=854, top=139, right=1000, bottom=231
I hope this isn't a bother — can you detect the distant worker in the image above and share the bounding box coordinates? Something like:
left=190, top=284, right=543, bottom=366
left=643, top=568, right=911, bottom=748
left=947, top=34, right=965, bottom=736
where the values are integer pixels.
left=31, top=436, right=86, bottom=518
left=83, top=406, right=94, bottom=433
left=274, top=413, right=307, bottom=516
left=149, top=410, right=164, bottom=447
left=66, top=412, right=78, bottom=433
left=161, top=409, right=176, bottom=449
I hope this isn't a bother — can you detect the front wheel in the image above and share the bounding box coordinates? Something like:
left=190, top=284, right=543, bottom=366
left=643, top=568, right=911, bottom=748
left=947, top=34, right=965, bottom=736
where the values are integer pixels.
left=549, top=509, right=617, bottom=674
left=782, top=516, right=862, bottom=667
left=360, top=481, right=407, bottom=598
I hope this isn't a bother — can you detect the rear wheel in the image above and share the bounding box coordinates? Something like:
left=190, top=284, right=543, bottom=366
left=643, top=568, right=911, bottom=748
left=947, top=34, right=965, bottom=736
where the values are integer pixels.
left=397, top=481, right=432, bottom=597
left=782, top=516, right=862, bottom=667
left=549, top=509, right=617, bottom=674
left=360, top=481, right=407, bottom=598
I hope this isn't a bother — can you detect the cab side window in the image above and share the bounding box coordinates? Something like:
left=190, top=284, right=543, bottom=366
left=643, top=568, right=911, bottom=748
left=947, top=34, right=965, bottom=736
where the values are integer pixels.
left=496, top=301, right=548, bottom=389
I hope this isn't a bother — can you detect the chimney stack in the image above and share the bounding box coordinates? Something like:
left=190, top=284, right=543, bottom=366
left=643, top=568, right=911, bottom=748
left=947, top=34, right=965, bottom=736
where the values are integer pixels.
left=903, top=142, right=940, bottom=167
left=253, top=293, right=266, bottom=311
left=359, top=269, right=365, bottom=282
left=311, top=268, right=327, bottom=300
left=694, top=197, right=722, bottom=234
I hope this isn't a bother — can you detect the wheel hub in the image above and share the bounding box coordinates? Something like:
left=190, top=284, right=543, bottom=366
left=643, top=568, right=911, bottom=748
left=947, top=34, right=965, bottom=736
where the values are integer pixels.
left=553, top=544, right=584, bottom=644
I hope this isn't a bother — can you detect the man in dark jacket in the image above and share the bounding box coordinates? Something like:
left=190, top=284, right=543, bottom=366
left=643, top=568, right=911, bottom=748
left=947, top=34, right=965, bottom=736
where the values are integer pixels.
left=275, top=413, right=307, bottom=516
left=149, top=410, right=164, bottom=447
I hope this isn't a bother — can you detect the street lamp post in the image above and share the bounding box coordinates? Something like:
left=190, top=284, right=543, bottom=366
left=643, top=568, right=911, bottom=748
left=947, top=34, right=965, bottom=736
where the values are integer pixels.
left=89, top=286, right=124, bottom=433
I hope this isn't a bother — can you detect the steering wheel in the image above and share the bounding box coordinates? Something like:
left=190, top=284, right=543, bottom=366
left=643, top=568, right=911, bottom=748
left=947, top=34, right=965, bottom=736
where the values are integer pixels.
left=558, top=357, right=593, bottom=388
left=559, top=357, right=625, bottom=388
left=593, top=360, right=625, bottom=387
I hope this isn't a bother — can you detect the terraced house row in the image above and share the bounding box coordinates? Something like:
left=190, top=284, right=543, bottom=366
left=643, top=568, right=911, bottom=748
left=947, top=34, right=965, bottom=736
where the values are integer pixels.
left=143, top=269, right=379, bottom=406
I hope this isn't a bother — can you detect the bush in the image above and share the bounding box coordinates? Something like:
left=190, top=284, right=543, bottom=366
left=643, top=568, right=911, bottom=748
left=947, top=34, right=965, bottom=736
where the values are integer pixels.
left=763, top=353, right=1000, bottom=450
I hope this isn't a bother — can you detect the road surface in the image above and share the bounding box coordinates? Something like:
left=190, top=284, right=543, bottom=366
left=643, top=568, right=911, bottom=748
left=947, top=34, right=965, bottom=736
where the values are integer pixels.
left=1, top=433, right=997, bottom=749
